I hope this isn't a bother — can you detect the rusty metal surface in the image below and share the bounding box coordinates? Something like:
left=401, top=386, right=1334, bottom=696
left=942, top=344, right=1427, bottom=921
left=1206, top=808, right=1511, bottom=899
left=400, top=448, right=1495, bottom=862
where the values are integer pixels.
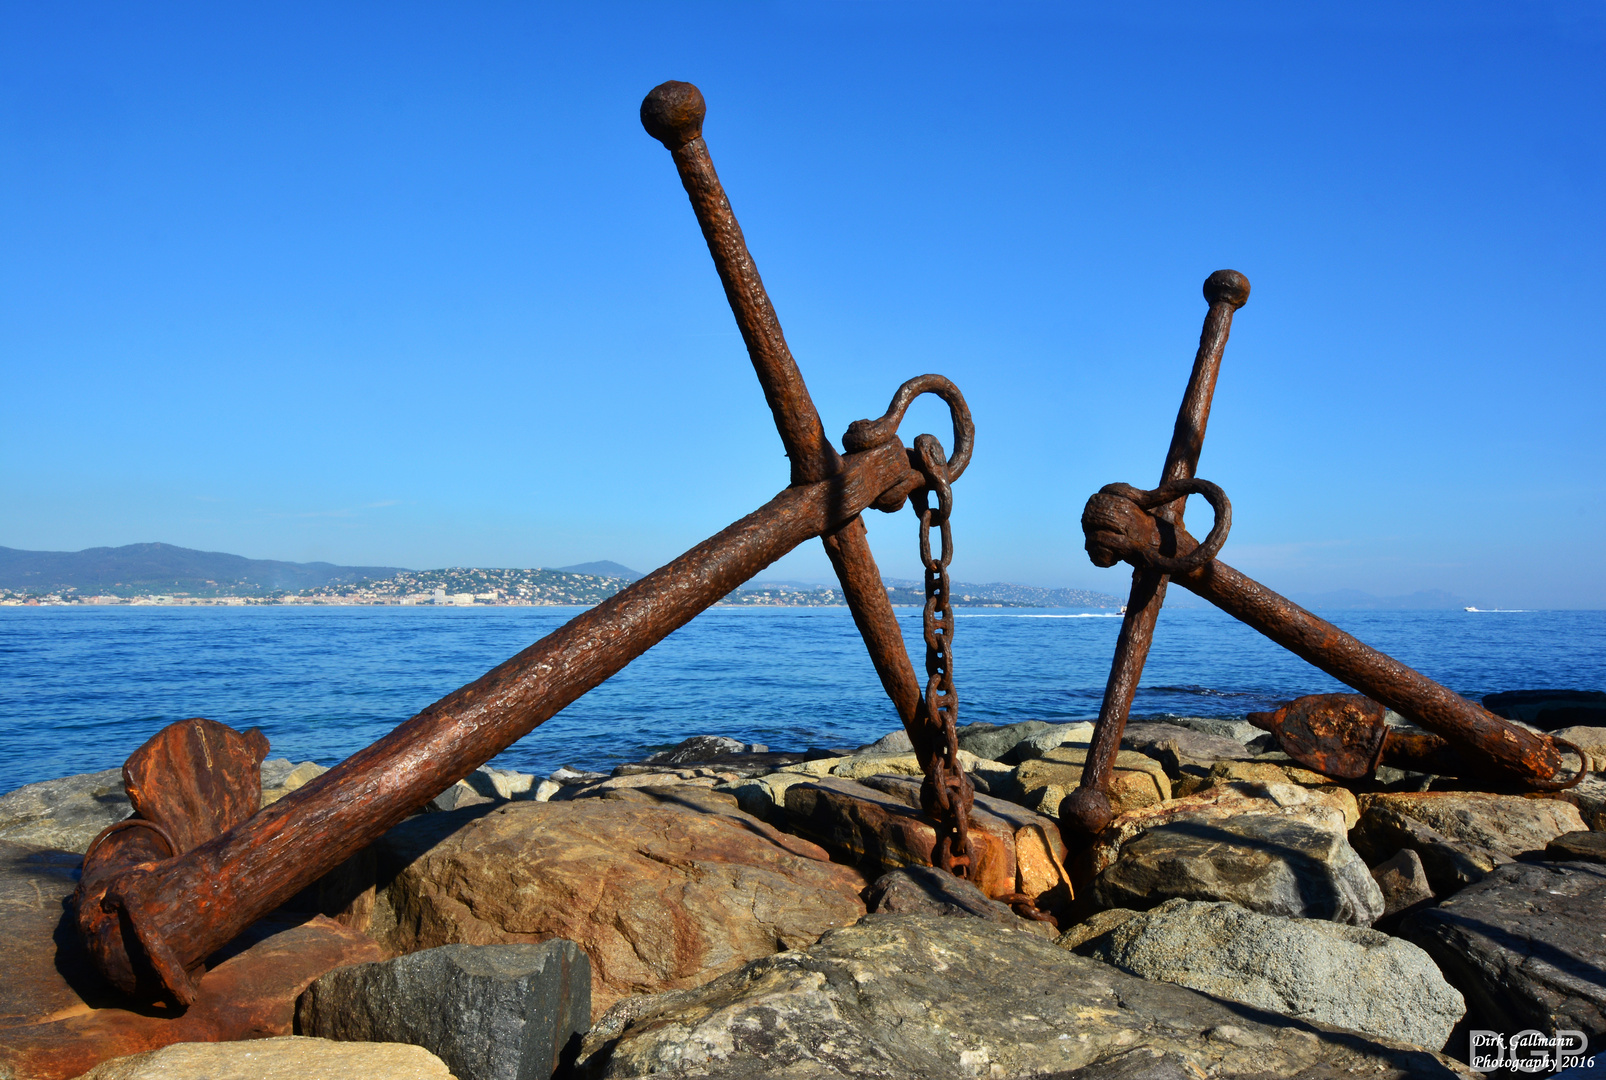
left=1062, top=270, right=1249, bottom=837
left=125, top=718, right=269, bottom=855
left=1246, top=694, right=1390, bottom=780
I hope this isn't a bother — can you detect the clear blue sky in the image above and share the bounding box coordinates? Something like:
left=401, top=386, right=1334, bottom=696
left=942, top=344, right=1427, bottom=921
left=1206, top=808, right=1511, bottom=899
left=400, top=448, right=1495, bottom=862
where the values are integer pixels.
left=3, top=3, right=1602, bottom=607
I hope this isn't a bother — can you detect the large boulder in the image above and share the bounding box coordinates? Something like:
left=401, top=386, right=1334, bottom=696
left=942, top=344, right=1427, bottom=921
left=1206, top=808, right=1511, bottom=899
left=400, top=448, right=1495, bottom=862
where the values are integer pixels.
left=575, top=914, right=1472, bottom=1079
left=999, top=746, right=1170, bottom=820
left=1402, top=861, right=1606, bottom=1041
left=366, top=799, right=866, bottom=1021
left=954, top=719, right=1057, bottom=762
left=297, top=942, right=589, bottom=1080
left=778, top=775, right=1075, bottom=920
left=1354, top=791, right=1585, bottom=858
left=1091, top=811, right=1384, bottom=925
left=862, top=866, right=1050, bottom=934
left=1079, top=898, right=1465, bottom=1049
left=0, top=768, right=130, bottom=852
left=1120, top=722, right=1257, bottom=784
left=71, top=1036, right=455, bottom=1079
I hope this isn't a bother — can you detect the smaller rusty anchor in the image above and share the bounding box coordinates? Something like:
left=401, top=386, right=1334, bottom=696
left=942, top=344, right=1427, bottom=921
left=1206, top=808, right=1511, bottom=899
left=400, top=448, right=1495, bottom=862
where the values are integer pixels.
left=1063, top=272, right=1586, bottom=838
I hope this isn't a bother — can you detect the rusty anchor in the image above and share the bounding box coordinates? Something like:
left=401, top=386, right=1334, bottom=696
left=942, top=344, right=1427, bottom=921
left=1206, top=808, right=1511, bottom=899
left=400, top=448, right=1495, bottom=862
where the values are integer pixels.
left=74, top=80, right=981, bottom=1007
left=1062, top=271, right=1585, bottom=838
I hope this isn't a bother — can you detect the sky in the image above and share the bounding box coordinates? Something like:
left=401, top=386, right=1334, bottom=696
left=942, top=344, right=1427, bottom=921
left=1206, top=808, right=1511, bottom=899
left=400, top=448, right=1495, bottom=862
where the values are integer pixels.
left=2, top=3, right=1603, bottom=607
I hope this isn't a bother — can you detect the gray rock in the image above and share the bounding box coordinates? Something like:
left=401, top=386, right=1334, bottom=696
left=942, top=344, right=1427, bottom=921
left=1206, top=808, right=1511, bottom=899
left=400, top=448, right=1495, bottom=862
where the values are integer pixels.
left=954, top=719, right=1055, bottom=763
left=1402, top=861, right=1606, bottom=1039
left=997, top=722, right=1097, bottom=765
left=1093, top=812, right=1385, bottom=925
left=297, top=941, right=590, bottom=1080
left=1351, top=799, right=1515, bottom=896
left=1546, top=830, right=1606, bottom=863
left=1355, top=792, right=1584, bottom=858
left=72, top=1036, right=456, bottom=1079
left=1558, top=774, right=1606, bottom=831
left=1084, top=898, right=1465, bottom=1049
left=467, top=766, right=536, bottom=801
left=863, top=866, right=1024, bottom=927
left=1121, top=722, right=1257, bottom=782
left=0, top=767, right=130, bottom=853
left=1153, top=715, right=1273, bottom=750
left=575, top=913, right=1470, bottom=1079
left=1371, top=847, right=1435, bottom=922
left=1056, top=906, right=1142, bottom=951
left=428, top=779, right=495, bottom=813
left=856, top=729, right=913, bottom=754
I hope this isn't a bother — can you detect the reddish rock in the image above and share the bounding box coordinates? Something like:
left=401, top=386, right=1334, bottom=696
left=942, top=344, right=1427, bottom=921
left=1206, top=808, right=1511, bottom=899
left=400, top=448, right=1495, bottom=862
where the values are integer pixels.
left=367, top=799, right=867, bottom=1021
left=0, top=837, right=384, bottom=1080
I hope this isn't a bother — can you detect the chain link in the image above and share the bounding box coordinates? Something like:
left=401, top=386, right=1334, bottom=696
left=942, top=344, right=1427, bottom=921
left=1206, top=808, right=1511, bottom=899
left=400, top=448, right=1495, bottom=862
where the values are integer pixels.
left=912, top=434, right=975, bottom=880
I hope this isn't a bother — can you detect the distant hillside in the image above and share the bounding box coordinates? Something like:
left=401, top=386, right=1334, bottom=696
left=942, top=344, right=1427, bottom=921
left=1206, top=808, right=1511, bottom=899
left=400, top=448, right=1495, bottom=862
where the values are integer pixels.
left=0, top=543, right=406, bottom=598
left=882, top=579, right=1122, bottom=608
left=556, top=561, right=644, bottom=581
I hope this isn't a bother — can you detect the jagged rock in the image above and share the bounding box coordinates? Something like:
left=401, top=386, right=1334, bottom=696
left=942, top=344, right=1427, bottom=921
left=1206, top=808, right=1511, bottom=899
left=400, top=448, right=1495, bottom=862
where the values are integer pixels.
left=0, top=767, right=130, bottom=852
left=857, top=729, right=913, bottom=753
left=532, top=766, right=608, bottom=802
left=1156, top=715, right=1271, bottom=749
left=1371, top=847, right=1435, bottom=923
left=996, top=722, right=1098, bottom=764
left=367, top=799, right=866, bottom=1020
left=954, top=719, right=1056, bottom=762
left=999, top=747, right=1169, bottom=820
left=429, top=780, right=496, bottom=813
left=779, top=775, right=1075, bottom=920
left=1355, top=791, right=1585, bottom=857
left=551, top=766, right=742, bottom=800
left=72, top=1037, right=456, bottom=1079
left=466, top=766, right=536, bottom=801
left=1121, top=722, right=1257, bottom=782
left=1092, top=809, right=1384, bottom=925
left=644, top=735, right=767, bottom=764
left=297, top=942, right=589, bottom=1080
left=613, top=752, right=821, bottom=779
left=775, top=749, right=982, bottom=780
left=1483, top=690, right=1606, bottom=730
left=1551, top=725, right=1606, bottom=772
left=1055, top=906, right=1142, bottom=951
left=261, top=759, right=328, bottom=806
left=713, top=771, right=822, bottom=823
left=1402, top=861, right=1606, bottom=1039
left=1078, top=781, right=1359, bottom=884
left=1555, top=774, right=1606, bottom=831
left=1081, top=898, right=1464, bottom=1049
left=575, top=914, right=1471, bottom=1079
left=1350, top=803, right=1512, bottom=896
left=1175, top=758, right=1337, bottom=799
left=1546, top=830, right=1606, bottom=863
left=863, top=865, right=1047, bottom=933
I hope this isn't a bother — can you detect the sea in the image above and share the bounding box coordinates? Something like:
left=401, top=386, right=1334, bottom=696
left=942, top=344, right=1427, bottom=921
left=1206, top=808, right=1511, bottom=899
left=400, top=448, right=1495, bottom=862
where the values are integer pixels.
left=2, top=605, right=1603, bottom=796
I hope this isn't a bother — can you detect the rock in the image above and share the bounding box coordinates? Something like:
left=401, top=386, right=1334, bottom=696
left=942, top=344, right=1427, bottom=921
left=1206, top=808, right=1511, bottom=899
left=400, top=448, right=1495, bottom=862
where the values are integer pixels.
left=1078, top=781, right=1360, bottom=883
left=1082, top=898, right=1465, bottom=1049
left=72, top=1036, right=456, bottom=1079
left=0, top=768, right=130, bottom=852
left=583, top=785, right=740, bottom=811
left=997, top=722, right=1098, bottom=764
left=713, top=771, right=822, bottom=823
left=1402, top=860, right=1606, bottom=1039
left=856, top=729, right=913, bottom=754
left=429, top=780, right=496, bottom=813
left=1182, top=758, right=1337, bottom=792
left=863, top=865, right=1046, bottom=932
left=1055, top=906, right=1142, bottom=951
left=1546, top=829, right=1606, bottom=863
left=552, top=766, right=743, bottom=800
left=467, top=766, right=536, bottom=801
left=260, top=759, right=328, bottom=806
left=780, top=775, right=1075, bottom=920
left=297, top=942, right=589, bottom=1080
left=575, top=914, right=1470, bottom=1079
left=1483, top=689, right=1606, bottom=730
left=532, top=766, right=608, bottom=803
left=1001, top=747, right=1170, bottom=820
left=644, top=735, right=766, bottom=763
left=1155, top=715, right=1272, bottom=749
left=1120, top=722, right=1257, bottom=783
left=613, top=752, right=821, bottom=779
left=1092, top=810, right=1384, bottom=925
left=1554, top=774, right=1606, bottom=831
left=964, top=757, right=1014, bottom=797
left=1357, top=791, right=1585, bottom=857
left=1350, top=803, right=1512, bottom=897
left=776, top=749, right=981, bottom=780
left=1370, top=847, right=1435, bottom=922
left=954, top=719, right=1056, bottom=762
left=367, top=799, right=865, bottom=1020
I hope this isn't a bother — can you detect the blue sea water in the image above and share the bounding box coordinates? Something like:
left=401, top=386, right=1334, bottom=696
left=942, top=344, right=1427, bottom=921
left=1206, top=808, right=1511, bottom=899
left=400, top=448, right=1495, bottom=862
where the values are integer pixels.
left=2, top=605, right=1603, bottom=795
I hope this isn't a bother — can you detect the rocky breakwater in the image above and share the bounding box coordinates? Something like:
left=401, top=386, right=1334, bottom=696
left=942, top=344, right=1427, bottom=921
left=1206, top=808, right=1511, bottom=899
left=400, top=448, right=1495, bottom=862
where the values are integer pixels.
left=4, top=711, right=1603, bottom=1078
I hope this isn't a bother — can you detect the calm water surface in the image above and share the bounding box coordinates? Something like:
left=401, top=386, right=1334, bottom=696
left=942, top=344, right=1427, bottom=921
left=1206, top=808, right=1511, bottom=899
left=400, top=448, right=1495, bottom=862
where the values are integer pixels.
left=2, top=605, right=1603, bottom=794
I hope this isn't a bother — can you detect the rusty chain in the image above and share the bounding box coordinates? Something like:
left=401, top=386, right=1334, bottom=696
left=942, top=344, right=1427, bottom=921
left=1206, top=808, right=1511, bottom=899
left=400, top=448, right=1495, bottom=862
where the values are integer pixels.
left=910, top=433, right=975, bottom=879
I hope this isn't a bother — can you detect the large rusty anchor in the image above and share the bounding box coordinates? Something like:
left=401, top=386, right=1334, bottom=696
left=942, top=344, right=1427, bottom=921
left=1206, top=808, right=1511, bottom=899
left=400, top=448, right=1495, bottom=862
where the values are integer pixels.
left=74, top=80, right=979, bottom=1007
left=1062, top=271, right=1585, bottom=838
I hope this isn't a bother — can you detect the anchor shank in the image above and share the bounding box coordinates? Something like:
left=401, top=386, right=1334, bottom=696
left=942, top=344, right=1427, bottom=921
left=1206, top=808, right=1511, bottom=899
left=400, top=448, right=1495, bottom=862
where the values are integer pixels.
left=1065, top=271, right=1249, bottom=836
left=81, top=440, right=915, bottom=1003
